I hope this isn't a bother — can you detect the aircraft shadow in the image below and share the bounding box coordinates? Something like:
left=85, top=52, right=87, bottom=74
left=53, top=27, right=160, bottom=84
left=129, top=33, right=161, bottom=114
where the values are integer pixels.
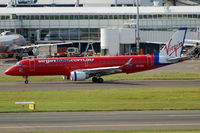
left=76, top=81, right=143, bottom=85
left=30, top=80, right=144, bottom=86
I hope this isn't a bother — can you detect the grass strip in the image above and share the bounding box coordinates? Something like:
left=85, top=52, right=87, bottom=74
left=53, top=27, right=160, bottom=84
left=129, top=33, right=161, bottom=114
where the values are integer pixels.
left=0, top=73, right=200, bottom=82
left=0, top=87, right=199, bottom=112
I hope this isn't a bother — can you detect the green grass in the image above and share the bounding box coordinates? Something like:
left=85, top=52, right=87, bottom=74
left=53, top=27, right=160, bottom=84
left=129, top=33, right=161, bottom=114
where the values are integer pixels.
left=9, top=130, right=200, bottom=133
left=0, top=87, right=199, bottom=112
left=0, top=73, right=200, bottom=82
left=0, top=76, right=63, bottom=82
left=103, top=73, right=200, bottom=80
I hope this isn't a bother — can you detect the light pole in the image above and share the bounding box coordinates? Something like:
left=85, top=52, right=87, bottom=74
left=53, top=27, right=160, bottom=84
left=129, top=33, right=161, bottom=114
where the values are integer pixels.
left=75, top=0, right=79, bottom=7
left=14, top=0, right=17, bottom=7
left=136, top=0, right=140, bottom=55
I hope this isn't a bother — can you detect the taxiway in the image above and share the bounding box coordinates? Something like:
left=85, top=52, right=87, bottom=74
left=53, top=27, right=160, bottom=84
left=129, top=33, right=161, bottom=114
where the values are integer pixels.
left=0, top=111, right=199, bottom=132
left=0, top=80, right=200, bottom=91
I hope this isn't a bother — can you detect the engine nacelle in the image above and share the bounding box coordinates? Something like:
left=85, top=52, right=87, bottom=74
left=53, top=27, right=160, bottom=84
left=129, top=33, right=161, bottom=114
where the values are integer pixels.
left=70, top=71, right=88, bottom=81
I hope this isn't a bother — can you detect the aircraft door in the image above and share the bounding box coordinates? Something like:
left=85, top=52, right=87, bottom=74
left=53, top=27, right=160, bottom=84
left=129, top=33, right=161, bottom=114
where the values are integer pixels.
left=147, top=56, right=153, bottom=67
left=85, top=61, right=89, bottom=67
left=29, top=59, right=35, bottom=71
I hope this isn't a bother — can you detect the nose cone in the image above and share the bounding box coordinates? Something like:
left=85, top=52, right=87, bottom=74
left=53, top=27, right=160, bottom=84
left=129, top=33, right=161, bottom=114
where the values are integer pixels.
left=4, top=67, right=16, bottom=76
left=4, top=68, right=12, bottom=75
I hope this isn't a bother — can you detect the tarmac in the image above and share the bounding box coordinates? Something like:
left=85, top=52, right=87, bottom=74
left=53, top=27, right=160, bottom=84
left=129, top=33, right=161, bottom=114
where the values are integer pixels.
left=0, top=111, right=200, bottom=132
left=0, top=80, right=200, bottom=91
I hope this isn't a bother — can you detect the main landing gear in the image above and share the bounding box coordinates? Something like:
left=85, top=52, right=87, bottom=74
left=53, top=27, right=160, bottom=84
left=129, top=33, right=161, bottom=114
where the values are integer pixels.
left=23, top=76, right=29, bottom=84
left=92, top=77, right=104, bottom=83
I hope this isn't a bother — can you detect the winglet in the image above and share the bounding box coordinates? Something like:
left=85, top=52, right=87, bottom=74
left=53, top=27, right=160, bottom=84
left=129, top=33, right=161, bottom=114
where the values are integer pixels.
left=125, top=58, right=133, bottom=65
left=120, top=58, right=133, bottom=68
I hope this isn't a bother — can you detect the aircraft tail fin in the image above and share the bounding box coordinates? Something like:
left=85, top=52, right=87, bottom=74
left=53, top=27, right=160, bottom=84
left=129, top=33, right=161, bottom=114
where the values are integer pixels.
left=159, top=28, right=187, bottom=63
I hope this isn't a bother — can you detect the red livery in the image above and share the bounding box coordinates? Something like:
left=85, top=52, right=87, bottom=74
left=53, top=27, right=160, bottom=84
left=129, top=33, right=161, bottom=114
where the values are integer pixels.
left=5, top=28, right=188, bottom=84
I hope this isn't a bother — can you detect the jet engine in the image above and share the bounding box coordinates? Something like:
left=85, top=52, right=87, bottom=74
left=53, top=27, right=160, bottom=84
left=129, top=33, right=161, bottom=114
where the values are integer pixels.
left=70, top=71, right=89, bottom=81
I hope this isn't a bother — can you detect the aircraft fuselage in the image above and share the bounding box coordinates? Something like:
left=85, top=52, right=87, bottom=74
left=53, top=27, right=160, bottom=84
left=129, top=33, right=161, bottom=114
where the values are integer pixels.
left=0, top=34, right=26, bottom=53
left=4, top=55, right=161, bottom=77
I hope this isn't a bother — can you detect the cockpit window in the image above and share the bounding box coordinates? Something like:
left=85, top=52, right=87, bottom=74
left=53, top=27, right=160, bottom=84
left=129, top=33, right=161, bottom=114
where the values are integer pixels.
left=15, top=62, right=23, bottom=66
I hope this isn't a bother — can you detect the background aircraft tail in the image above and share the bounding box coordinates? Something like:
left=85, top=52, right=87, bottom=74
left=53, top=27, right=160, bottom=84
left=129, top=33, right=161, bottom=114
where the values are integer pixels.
left=158, top=27, right=187, bottom=64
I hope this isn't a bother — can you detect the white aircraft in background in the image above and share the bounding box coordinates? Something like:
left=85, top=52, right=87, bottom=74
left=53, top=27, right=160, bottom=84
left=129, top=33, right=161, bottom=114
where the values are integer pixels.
left=0, top=31, right=27, bottom=58
left=0, top=31, right=71, bottom=60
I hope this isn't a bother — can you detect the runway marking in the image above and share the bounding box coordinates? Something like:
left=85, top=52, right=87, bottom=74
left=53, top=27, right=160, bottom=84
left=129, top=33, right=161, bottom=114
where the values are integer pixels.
left=0, top=123, right=200, bottom=129
left=1, top=114, right=200, bottom=120
left=168, top=115, right=200, bottom=117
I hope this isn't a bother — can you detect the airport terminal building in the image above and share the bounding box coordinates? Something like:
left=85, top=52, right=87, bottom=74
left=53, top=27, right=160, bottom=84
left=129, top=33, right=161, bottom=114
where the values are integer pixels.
left=0, top=4, right=200, bottom=54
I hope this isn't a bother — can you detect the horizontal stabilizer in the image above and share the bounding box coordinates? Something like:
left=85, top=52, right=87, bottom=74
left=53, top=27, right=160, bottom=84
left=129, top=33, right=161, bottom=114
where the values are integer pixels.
left=167, top=56, right=190, bottom=62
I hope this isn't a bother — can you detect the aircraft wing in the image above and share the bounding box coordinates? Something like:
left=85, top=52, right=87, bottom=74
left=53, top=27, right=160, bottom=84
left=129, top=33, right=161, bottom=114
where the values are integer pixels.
left=13, top=42, right=73, bottom=50
left=143, top=41, right=165, bottom=45
left=80, top=66, right=122, bottom=75
left=185, top=39, right=200, bottom=44
left=77, top=58, right=133, bottom=75
left=145, top=39, right=200, bottom=46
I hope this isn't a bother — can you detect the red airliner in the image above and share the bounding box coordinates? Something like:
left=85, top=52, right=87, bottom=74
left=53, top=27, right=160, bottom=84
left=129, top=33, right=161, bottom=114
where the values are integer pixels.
left=5, top=28, right=188, bottom=84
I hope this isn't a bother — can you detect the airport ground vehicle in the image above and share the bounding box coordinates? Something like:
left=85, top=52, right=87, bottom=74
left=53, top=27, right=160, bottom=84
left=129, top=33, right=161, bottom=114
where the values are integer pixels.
left=55, top=46, right=80, bottom=57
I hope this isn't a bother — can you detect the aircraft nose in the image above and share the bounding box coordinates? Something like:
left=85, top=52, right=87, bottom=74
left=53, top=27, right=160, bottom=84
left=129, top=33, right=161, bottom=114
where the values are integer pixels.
left=4, top=67, right=16, bottom=76
left=4, top=68, right=12, bottom=75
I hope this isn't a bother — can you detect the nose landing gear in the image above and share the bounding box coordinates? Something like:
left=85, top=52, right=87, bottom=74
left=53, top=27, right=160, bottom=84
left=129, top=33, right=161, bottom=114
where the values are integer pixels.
left=25, top=80, right=28, bottom=84
left=23, top=76, right=29, bottom=84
